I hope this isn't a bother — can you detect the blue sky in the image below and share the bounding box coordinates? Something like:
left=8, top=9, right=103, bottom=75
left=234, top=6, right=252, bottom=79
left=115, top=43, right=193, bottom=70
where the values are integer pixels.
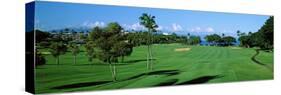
left=34, top=1, right=270, bottom=37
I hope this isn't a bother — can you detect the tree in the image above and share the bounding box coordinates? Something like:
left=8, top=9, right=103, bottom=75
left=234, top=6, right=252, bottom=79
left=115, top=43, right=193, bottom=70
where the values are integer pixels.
left=256, top=16, right=273, bottom=50
left=238, top=34, right=251, bottom=48
left=35, top=29, right=50, bottom=43
left=49, top=42, right=67, bottom=65
left=222, top=33, right=225, bottom=38
left=190, top=36, right=201, bottom=45
left=35, top=30, right=51, bottom=48
left=112, top=41, right=133, bottom=63
left=222, top=36, right=236, bottom=46
left=70, top=43, right=80, bottom=65
left=185, top=33, right=191, bottom=45
left=88, top=23, right=129, bottom=81
left=139, top=13, right=158, bottom=71
left=204, top=34, right=221, bottom=46
left=237, top=30, right=241, bottom=37
left=35, top=49, right=46, bottom=66
left=85, top=41, right=95, bottom=64
left=238, top=17, right=273, bottom=50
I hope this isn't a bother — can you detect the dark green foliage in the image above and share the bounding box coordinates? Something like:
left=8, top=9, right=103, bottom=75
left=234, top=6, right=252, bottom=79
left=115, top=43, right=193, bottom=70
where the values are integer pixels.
left=139, top=13, right=158, bottom=31
left=238, top=33, right=252, bottom=48
left=255, top=16, right=273, bottom=50
left=238, top=16, right=273, bottom=50
left=49, top=42, right=67, bottom=65
left=139, top=13, right=158, bottom=71
left=37, top=41, right=51, bottom=48
left=112, top=41, right=133, bottom=62
left=35, top=29, right=51, bottom=48
left=36, top=29, right=51, bottom=43
left=89, top=22, right=125, bottom=63
left=204, top=34, right=221, bottom=46
left=185, top=36, right=201, bottom=45
left=85, top=41, right=95, bottom=63
left=35, top=49, right=46, bottom=66
left=70, top=43, right=80, bottom=64
left=127, top=32, right=189, bottom=46
left=222, top=36, right=236, bottom=46
left=87, top=22, right=131, bottom=81
left=204, top=34, right=236, bottom=46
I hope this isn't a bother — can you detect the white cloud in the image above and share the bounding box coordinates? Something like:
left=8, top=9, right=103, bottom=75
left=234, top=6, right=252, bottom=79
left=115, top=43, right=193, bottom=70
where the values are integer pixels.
left=195, top=27, right=201, bottom=31
left=123, top=23, right=164, bottom=31
left=122, top=23, right=145, bottom=31
left=162, top=32, right=169, bottom=35
left=189, top=27, right=214, bottom=32
left=82, top=21, right=105, bottom=28
left=171, top=23, right=183, bottom=32
left=189, top=27, right=201, bottom=32
left=206, top=27, right=214, bottom=32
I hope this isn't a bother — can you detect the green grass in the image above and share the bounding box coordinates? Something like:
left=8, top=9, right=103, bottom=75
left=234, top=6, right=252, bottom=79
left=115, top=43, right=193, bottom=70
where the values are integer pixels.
left=35, top=43, right=273, bottom=93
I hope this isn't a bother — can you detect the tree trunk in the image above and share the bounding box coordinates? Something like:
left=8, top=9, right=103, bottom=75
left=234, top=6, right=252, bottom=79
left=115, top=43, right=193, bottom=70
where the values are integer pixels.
left=121, top=56, right=124, bottom=63
left=150, top=31, right=153, bottom=71
left=147, top=45, right=150, bottom=70
left=109, top=63, right=114, bottom=81
left=149, top=45, right=153, bottom=70
left=146, top=29, right=154, bottom=71
left=74, top=55, right=76, bottom=65
left=108, top=57, right=116, bottom=81
left=113, top=63, right=117, bottom=81
left=56, top=56, right=59, bottom=65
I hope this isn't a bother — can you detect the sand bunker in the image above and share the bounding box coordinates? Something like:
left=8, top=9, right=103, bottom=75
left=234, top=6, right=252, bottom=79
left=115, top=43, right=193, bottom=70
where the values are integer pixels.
left=230, top=47, right=242, bottom=49
left=174, top=48, right=191, bottom=52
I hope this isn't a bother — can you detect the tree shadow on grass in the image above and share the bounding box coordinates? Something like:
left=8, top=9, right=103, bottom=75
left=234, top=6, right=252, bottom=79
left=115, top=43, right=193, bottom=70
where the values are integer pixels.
left=176, top=75, right=223, bottom=85
left=124, top=70, right=180, bottom=81
left=123, top=59, right=156, bottom=64
left=154, top=79, right=178, bottom=86
left=44, top=64, right=70, bottom=66
left=75, top=63, right=140, bottom=66
left=51, top=70, right=180, bottom=90
left=52, top=80, right=112, bottom=89
left=251, top=49, right=266, bottom=66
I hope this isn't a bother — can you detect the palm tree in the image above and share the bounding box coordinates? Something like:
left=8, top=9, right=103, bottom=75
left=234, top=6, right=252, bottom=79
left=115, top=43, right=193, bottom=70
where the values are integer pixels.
left=187, top=33, right=191, bottom=45
left=237, top=30, right=241, bottom=37
left=139, top=13, right=158, bottom=71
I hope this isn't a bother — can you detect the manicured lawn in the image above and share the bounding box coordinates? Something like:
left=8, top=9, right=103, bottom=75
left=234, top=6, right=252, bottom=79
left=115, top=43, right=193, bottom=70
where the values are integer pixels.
left=35, top=43, right=273, bottom=93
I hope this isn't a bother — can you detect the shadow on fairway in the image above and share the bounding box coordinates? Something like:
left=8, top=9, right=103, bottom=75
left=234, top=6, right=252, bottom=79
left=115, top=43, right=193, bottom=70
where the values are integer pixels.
left=154, top=79, right=178, bottom=86
left=52, top=80, right=112, bottom=89
left=251, top=49, right=272, bottom=70
left=74, top=63, right=132, bottom=66
left=153, top=75, right=223, bottom=86
left=123, top=59, right=156, bottom=63
left=251, top=49, right=266, bottom=66
left=177, top=75, right=223, bottom=85
left=52, top=70, right=180, bottom=90
left=125, top=70, right=180, bottom=80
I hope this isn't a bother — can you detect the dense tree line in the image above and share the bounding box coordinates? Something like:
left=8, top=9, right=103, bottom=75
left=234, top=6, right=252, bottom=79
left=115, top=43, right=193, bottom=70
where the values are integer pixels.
left=238, top=16, right=273, bottom=50
left=126, top=32, right=201, bottom=46
left=204, top=34, right=236, bottom=46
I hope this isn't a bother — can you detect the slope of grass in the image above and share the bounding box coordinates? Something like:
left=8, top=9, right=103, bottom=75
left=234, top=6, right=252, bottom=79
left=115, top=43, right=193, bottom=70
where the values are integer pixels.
left=35, top=43, right=273, bottom=93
